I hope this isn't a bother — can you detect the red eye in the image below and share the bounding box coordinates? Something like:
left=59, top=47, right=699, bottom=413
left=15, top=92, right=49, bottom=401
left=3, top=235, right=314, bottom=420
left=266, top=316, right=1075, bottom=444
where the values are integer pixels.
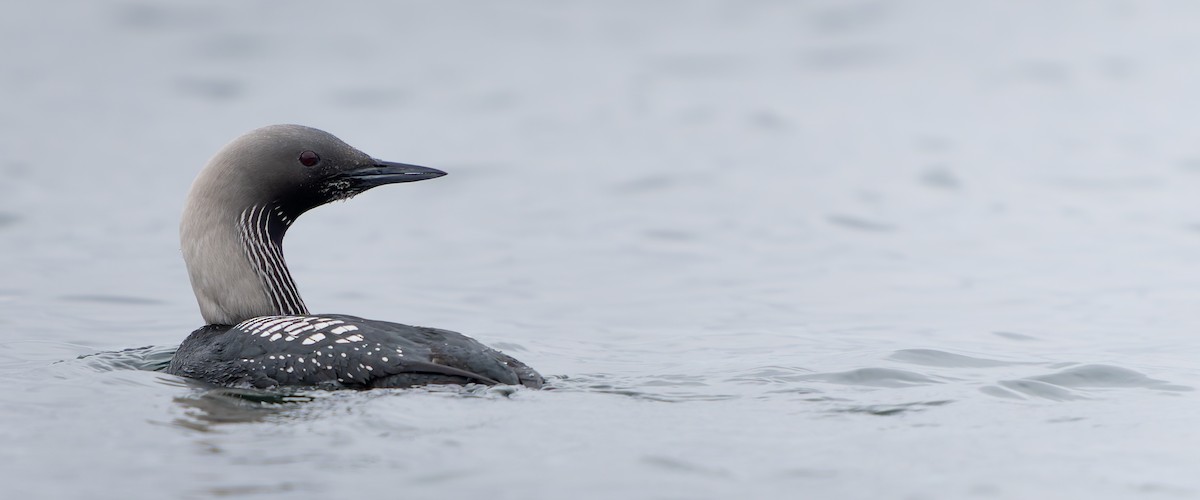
left=299, top=151, right=320, bottom=166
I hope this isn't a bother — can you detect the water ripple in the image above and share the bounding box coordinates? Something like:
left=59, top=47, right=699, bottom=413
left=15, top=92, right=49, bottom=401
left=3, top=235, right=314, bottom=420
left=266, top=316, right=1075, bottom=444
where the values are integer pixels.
left=1026, top=364, right=1186, bottom=389
left=988, top=380, right=1085, bottom=402
left=985, top=364, right=1192, bottom=401
left=826, top=214, right=894, bottom=232
left=58, top=294, right=166, bottom=305
left=887, top=348, right=1023, bottom=368
left=77, top=345, right=176, bottom=372
left=832, top=400, right=953, bottom=416
left=727, top=365, right=815, bottom=384
left=553, top=373, right=738, bottom=402
left=801, top=367, right=943, bottom=388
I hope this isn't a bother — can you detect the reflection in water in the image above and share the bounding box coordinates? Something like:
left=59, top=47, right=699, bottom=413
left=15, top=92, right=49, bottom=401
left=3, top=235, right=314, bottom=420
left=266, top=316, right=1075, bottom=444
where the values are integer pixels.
left=173, top=384, right=315, bottom=429
left=171, top=378, right=530, bottom=430
left=77, top=345, right=176, bottom=372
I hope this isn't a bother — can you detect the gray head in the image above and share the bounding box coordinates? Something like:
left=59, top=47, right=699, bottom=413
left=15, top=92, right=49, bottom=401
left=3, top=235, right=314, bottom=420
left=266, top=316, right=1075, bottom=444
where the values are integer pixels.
left=181, top=124, right=445, bottom=325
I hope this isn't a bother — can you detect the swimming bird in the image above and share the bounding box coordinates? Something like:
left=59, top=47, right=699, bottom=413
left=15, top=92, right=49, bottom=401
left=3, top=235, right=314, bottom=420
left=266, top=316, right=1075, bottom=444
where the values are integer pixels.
left=166, top=125, right=543, bottom=389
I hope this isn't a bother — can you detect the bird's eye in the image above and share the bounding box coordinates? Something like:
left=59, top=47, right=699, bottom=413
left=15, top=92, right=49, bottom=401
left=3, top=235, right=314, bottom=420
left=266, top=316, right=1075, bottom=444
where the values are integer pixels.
left=298, top=150, right=320, bottom=166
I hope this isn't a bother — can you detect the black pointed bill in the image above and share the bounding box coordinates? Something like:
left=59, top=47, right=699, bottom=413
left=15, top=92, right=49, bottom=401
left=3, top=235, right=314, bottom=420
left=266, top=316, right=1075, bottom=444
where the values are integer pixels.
left=339, top=160, right=447, bottom=190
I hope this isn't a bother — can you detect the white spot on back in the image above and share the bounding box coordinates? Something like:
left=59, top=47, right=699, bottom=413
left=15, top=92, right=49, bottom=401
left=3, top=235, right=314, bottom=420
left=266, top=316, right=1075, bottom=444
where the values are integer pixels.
left=312, top=320, right=344, bottom=330
left=301, top=332, right=327, bottom=345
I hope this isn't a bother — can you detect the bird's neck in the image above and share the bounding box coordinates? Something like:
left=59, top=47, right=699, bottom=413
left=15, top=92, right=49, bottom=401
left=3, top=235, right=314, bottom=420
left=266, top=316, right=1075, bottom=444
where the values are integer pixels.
left=182, top=196, right=309, bottom=325
left=235, top=202, right=308, bottom=316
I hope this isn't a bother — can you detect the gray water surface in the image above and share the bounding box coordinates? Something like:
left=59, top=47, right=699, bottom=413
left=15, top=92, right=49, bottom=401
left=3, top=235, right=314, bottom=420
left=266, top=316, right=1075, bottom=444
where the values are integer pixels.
left=3, top=1, right=1200, bottom=499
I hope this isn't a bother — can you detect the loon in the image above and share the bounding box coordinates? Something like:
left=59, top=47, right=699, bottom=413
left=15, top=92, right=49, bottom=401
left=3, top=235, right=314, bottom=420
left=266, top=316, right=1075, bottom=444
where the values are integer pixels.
left=166, top=125, right=543, bottom=389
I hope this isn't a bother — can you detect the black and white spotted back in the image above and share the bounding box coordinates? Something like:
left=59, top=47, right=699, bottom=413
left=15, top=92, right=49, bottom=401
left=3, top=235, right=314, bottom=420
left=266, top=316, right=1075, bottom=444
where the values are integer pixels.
left=167, top=314, right=543, bottom=389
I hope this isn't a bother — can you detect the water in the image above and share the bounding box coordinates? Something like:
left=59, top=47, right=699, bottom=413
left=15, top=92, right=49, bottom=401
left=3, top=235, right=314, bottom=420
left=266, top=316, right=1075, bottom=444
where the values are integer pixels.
left=3, top=1, right=1200, bottom=498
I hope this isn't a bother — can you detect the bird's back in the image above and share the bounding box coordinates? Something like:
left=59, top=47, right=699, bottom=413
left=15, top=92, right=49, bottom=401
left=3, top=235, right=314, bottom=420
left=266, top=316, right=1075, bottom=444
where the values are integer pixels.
left=167, top=314, right=543, bottom=389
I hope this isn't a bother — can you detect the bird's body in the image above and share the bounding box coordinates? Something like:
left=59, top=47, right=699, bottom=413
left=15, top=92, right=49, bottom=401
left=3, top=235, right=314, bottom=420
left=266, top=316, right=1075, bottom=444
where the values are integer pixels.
left=170, top=314, right=542, bottom=389
left=166, top=125, right=542, bottom=389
